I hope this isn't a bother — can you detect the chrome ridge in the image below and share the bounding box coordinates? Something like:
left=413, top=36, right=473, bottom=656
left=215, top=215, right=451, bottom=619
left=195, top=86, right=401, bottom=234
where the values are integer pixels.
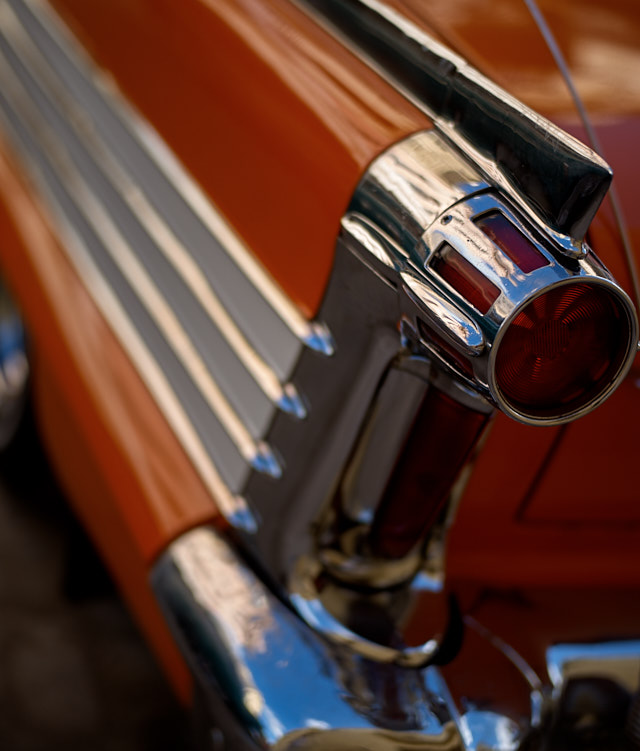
left=0, top=0, right=338, bottom=519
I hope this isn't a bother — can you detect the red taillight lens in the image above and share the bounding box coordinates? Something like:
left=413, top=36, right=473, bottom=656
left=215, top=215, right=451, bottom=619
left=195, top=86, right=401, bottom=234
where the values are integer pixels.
left=475, top=211, right=549, bottom=273
left=432, top=244, right=501, bottom=314
left=370, top=387, right=489, bottom=559
left=495, top=282, right=632, bottom=420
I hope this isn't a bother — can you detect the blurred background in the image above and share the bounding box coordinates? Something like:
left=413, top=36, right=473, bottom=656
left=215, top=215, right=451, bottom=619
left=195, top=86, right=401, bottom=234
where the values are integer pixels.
left=0, top=405, right=192, bottom=750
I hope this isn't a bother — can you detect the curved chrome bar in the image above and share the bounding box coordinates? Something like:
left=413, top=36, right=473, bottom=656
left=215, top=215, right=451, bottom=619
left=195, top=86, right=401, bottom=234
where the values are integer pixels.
left=152, top=527, right=467, bottom=750
left=296, top=0, right=612, bottom=244
left=153, top=527, right=538, bottom=750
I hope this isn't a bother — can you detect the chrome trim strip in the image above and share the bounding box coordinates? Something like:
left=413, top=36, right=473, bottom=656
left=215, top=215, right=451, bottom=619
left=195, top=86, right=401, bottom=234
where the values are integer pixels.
left=8, top=0, right=332, bottom=360
left=22, top=174, right=256, bottom=529
left=2, top=0, right=307, bottom=419
left=0, top=0, right=341, bottom=504
left=1, top=0, right=313, bottom=410
left=0, top=33, right=281, bottom=481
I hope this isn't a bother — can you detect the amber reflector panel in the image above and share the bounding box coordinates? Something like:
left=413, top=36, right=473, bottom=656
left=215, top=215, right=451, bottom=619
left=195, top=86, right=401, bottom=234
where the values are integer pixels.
left=432, top=244, right=500, bottom=313
left=369, top=387, right=489, bottom=559
left=476, top=211, right=549, bottom=273
left=495, top=283, right=629, bottom=419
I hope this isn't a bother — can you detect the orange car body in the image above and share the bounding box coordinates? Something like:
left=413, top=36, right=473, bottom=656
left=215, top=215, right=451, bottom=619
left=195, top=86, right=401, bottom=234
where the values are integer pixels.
left=0, top=0, right=638, bottom=732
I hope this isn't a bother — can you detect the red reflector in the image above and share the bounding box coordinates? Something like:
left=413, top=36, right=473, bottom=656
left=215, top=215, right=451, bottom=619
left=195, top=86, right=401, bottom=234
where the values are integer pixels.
left=432, top=244, right=500, bottom=313
left=476, top=211, right=549, bottom=273
left=495, top=283, right=629, bottom=419
left=370, top=388, right=489, bottom=559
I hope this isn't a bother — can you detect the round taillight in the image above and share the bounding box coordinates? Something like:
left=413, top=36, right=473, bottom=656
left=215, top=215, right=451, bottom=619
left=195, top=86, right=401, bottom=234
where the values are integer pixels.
left=493, top=282, right=636, bottom=423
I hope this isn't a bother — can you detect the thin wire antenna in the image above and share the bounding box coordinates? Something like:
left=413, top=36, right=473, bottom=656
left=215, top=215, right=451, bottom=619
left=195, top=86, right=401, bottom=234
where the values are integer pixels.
left=523, top=0, right=640, bottom=327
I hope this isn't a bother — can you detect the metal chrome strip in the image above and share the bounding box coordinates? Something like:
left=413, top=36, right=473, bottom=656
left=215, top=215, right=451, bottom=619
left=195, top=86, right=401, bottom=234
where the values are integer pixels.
left=2, top=139, right=257, bottom=527
left=1, top=0, right=316, bottom=414
left=0, top=39, right=283, bottom=480
left=0, top=2, right=308, bottom=415
left=9, top=0, right=332, bottom=362
left=0, top=90, right=253, bottom=497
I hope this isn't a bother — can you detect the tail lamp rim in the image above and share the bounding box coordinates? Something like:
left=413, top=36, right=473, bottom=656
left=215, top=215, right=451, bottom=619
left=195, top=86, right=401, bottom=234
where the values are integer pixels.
left=487, top=276, right=639, bottom=426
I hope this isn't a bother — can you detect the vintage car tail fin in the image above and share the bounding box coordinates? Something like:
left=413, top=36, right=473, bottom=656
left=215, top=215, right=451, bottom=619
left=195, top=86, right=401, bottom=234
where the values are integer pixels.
left=345, top=131, right=638, bottom=427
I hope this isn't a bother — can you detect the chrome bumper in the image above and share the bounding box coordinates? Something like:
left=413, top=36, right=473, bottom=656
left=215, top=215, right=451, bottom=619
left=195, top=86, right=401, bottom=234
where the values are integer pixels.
left=151, top=527, right=527, bottom=751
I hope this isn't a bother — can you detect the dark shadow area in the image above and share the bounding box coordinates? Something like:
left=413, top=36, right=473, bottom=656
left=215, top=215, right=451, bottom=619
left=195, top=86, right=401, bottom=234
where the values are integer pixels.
left=0, top=400, right=193, bottom=750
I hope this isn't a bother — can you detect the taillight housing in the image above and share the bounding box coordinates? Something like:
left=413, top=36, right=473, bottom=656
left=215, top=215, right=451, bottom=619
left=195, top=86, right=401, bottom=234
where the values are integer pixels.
left=415, top=192, right=639, bottom=426
left=491, top=280, right=636, bottom=423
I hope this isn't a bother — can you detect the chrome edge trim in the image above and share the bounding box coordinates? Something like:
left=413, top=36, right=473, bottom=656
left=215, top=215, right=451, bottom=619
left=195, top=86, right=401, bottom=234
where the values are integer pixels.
left=0, top=0, right=342, bottom=519
left=0, top=9, right=279, bottom=484
left=13, top=0, right=332, bottom=358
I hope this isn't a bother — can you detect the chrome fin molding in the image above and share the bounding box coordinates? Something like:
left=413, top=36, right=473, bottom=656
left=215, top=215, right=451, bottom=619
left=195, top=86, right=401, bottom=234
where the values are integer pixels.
left=295, top=0, right=612, bottom=247
left=0, top=0, right=334, bottom=524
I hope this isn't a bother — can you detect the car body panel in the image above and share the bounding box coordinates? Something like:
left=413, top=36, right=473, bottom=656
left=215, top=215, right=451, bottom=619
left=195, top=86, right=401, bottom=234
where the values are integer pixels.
left=0, top=0, right=638, bottom=736
left=49, top=0, right=432, bottom=316
left=0, top=137, right=217, bottom=697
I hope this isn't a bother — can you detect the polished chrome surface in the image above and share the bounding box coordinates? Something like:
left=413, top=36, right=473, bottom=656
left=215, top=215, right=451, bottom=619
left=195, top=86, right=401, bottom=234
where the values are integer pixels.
left=0, top=278, right=28, bottom=450
left=153, top=526, right=535, bottom=750
left=547, top=641, right=640, bottom=696
left=289, top=550, right=443, bottom=667
left=337, top=361, right=430, bottom=527
left=238, top=129, right=636, bottom=669
left=152, top=526, right=465, bottom=750
left=344, top=133, right=638, bottom=425
left=546, top=641, right=640, bottom=747
left=0, top=0, right=338, bottom=526
left=295, top=0, right=613, bottom=248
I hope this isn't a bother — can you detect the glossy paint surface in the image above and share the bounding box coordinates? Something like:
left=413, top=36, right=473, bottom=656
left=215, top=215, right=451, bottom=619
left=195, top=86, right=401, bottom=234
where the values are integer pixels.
left=0, top=138, right=231, bottom=697
left=384, top=0, right=640, bottom=120
left=0, top=0, right=638, bottom=707
left=49, top=0, right=431, bottom=318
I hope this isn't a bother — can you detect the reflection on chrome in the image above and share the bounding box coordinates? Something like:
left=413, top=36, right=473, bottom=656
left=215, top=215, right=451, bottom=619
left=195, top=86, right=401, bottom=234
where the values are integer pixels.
left=153, top=526, right=533, bottom=750
left=0, top=277, right=28, bottom=450
left=152, top=528, right=480, bottom=751
left=547, top=640, right=640, bottom=694
left=297, top=0, right=613, bottom=244
left=545, top=641, right=640, bottom=746
left=344, top=140, right=638, bottom=426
